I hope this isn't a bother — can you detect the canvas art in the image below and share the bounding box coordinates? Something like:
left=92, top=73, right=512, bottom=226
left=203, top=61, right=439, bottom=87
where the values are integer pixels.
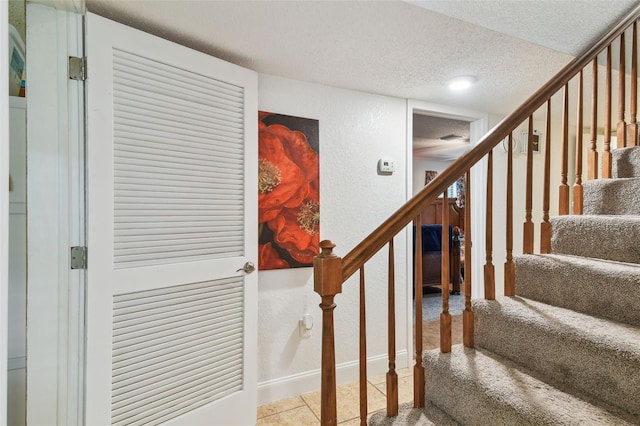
left=258, top=112, right=320, bottom=270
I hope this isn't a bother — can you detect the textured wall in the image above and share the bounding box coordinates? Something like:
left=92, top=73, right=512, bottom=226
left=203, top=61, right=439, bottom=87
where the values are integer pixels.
left=257, top=74, right=409, bottom=402
left=9, top=0, right=26, bottom=42
left=412, top=158, right=454, bottom=195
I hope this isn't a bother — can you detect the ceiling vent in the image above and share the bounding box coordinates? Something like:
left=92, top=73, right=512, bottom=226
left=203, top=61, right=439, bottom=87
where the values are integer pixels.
left=440, top=134, right=462, bottom=141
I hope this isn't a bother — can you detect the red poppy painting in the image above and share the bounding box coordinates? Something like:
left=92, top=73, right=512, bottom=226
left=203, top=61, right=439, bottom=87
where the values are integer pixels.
left=258, top=112, right=319, bottom=270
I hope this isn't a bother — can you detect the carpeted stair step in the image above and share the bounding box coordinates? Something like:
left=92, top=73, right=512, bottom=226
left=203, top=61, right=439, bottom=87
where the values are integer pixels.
left=515, top=254, right=640, bottom=327
left=368, top=401, right=459, bottom=425
left=550, top=215, right=640, bottom=264
left=583, top=177, right=640, bottom=215
left=613, top=145, right=640, bottom=178
left=473, top=296, right=640, bottom=416
left=424, top=346, right=639, bottom=425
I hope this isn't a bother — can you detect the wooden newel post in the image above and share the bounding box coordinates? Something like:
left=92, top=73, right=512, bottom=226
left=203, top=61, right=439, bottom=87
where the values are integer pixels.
left=314, top=240, right=343, bottom=426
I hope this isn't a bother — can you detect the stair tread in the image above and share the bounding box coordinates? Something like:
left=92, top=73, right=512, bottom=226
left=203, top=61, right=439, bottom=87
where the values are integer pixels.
left=424, top=346, right=640, bottom=425
left=584, top=177, right=640, bottom=215
left=368, top=401, right=460, bottom=426
left=612, top=145, right=640, bottom=178
left=551, top=215, right=640, bottom=264
left=518, top=252, right=640, bottom=272
left=474, top=297, right=640, bottom=416
left=474, top=296, right=640, bottom=350
left=515, top=253, right=640, bottom=327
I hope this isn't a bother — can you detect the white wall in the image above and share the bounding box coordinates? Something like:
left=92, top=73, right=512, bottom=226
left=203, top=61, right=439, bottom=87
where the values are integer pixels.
left=256, top=74, right=409, bottom=404
left=412, top=158, right=453, bottom=195
left=485, top=107, right=569, bottom=297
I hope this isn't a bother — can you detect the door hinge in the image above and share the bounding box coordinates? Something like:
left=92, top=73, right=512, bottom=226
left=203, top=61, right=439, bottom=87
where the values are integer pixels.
left=70, top=246, right=88, bottom=269
left=69, top=56, right=87, bottom=81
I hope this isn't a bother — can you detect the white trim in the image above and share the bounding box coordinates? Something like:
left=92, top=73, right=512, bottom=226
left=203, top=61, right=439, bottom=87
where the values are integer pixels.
left=405, top=100, right=488, bottom=361
left=257, top=350, right=409, bottom=405
left=26, top=4, right=85, bottom=425
left=8, top=357, right=27, bottom=371
left=1, top=2, right=10, bottom=423
left=469, top=117, right=490, bottom=299
left=29, top=0, right=86, bottom=14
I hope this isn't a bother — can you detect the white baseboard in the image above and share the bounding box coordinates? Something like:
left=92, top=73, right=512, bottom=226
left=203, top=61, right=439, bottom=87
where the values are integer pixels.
left=257, top=350, right=409, bottom=405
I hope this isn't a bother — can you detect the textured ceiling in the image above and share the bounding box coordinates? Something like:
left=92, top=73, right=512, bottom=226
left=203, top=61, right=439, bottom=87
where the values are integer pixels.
left=408, top=0, right=638, bottom=56
left=85, top=0, right=639, bottom=160
left=414, top=115, right=471, bottom=161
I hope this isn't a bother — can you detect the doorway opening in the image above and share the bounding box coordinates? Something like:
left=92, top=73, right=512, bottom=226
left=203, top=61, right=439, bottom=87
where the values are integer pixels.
left=404, top=102, right=488, bottom=362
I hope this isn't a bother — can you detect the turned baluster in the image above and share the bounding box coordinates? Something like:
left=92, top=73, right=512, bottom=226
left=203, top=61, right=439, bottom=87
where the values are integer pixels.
left=541, top=102, right=552, bottom=254
left=559, top=84, right=570, bottom=215
left=413, top=216, right=425, bottom=408
left=631, top=21, right=638, bottom=146
left=386, top=239, right=398, bottom=416
left=463, top=170, right=474, bottom=348
left=484, top=150, right=495, bottom=300
left=523, top=116, right=535, bottom=253
left=441, top=192, right=452, bottom=353
left=359, top=266, right=367, bottom=426
left=574, top=70, right=584, bottom=215
left=618, top=31, right=627, bottom=147
left=314, top=240, right=342, bottom=426
left=588, top=58, right=599, bottom=180
left=603, top=45, right=613, bottom=178
left=505, top=133, right=516, bottom=295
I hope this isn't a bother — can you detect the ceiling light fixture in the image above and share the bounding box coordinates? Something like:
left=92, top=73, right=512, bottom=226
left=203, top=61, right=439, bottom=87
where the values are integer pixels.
left=447, top=75, right=476, bottom=91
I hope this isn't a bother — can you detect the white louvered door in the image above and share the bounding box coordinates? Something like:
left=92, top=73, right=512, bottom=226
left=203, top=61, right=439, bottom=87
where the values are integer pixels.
left=85, top=13, right=258, bottom=425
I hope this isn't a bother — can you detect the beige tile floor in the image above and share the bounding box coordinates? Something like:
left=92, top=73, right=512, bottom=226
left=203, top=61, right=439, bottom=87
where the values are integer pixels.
left=256, top=315, right=464, bottom=425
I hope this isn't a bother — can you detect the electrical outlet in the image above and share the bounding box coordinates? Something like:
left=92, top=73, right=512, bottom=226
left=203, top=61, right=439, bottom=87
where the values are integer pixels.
left=299, top=313, right=313, bottom=338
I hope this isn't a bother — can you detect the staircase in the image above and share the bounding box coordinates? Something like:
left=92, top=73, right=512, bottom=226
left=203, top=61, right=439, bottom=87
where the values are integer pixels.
left=314, top=6, right=640, bottom=426
left=370, top=146, right=640, bottom=425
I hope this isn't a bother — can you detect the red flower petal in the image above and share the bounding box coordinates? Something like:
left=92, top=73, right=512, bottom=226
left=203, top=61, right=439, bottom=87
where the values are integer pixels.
left=258, top=122, right=319, bottom=224
left=258, top=243, right=290, bottom=270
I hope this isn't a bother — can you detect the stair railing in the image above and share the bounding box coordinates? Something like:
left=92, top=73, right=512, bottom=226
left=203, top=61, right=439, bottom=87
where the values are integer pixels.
left=314, top=4, right=640, bottom=425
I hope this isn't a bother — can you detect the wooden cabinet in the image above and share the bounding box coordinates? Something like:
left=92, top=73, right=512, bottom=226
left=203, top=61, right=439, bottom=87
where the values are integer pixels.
left=418, top=199, right=464, bottom=294
left=420, top=198, right=464, bottom=231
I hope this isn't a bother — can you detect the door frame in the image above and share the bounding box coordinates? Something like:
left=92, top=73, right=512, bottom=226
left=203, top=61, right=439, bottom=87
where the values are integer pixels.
left=2, top=2, right=10, bottom=422
left=405, top=99, right=488, bottom=363
left=26, top=4, right=86, bottom=425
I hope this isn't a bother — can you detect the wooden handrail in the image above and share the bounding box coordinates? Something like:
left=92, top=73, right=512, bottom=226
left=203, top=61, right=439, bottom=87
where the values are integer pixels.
left=340, top=3, right=640, bottom=282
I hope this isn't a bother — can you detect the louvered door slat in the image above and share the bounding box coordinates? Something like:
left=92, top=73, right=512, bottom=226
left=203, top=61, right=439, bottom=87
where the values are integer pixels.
left=112, top=48, right=245, bottom=269
left=115, top=124, right=243, bottom=152
left=112, top=343, right=243, bottom=404
left=113, top=324, right=238, bottom=376
left=113, top=329, right=241, bottom=376
left=114, top=226, right=241, bottom=239
left=114, top=95, right=243, bottom=132
left=114, top=51, right=243, bottom=100
left=113, top=57, right=244, bottom=110
left=115, top=101, right=243, bottom=135
left=114, top=50, right=244, bottom=105
left=114, top=285, right=240, bottom=323
left=111, top=277, right=244, bottom=424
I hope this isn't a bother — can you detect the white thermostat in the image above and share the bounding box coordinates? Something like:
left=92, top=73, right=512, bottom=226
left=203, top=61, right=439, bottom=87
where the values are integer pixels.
left=377, top=158, right=395, bottom=175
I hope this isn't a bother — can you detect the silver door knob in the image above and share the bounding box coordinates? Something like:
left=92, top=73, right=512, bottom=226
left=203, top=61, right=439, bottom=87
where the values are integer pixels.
left=237, top=261, right=256, bottom=274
